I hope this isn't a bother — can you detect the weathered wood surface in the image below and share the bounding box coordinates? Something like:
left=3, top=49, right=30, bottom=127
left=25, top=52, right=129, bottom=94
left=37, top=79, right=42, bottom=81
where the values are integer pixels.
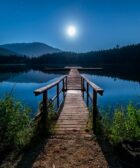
left=55, top=68, right=89, bottom=134
left=67, top=68, right=81, bottom=90
left=55, top=90, right=89, bottom=134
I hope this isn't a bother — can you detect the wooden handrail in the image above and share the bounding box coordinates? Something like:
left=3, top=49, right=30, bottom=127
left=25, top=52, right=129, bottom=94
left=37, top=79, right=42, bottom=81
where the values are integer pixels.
left=81, top=75, right=104, bottom=95
left=34, top=75, right=67, bottom=96
left=81, top=75, right=104, bottom=134
left=33, top=75, right=68, bottom=136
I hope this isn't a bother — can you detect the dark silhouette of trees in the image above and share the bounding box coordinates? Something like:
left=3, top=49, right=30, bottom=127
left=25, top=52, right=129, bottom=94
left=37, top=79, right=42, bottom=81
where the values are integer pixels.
left=0, top=44, right=140, bottom=67
left=0, top=55, right=28, bottom=64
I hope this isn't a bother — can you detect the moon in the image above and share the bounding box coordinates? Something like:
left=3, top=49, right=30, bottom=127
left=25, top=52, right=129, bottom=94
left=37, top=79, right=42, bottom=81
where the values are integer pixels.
left=67, top=25, right=77, bottom=37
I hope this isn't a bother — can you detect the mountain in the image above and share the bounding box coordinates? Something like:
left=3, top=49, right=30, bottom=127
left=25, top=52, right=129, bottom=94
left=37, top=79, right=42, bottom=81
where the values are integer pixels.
left=0, top=47, right=18, bottom=56
left=0, top=42, right=61, bottom=57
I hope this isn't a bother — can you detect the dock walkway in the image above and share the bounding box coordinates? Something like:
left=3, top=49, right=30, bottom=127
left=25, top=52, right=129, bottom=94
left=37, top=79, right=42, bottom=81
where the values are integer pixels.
left=55, top=69, right=88, bottom=134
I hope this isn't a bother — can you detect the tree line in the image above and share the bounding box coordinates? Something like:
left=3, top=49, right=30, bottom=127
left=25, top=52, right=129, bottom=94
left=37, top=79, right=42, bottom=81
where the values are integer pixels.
left=0, top=44, right=140, bottom=67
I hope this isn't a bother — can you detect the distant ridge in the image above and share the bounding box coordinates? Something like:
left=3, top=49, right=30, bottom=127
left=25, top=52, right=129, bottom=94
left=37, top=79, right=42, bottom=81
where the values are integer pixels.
left=0, top=42, right=61, bottom=57
left=0, top=47, right=18, bottom=56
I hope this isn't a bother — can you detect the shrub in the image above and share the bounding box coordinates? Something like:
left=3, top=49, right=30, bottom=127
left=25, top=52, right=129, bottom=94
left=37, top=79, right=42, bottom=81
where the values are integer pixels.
left=0, top=95, right=34, bottom=148
left=102, top=103, right=140, bottom=145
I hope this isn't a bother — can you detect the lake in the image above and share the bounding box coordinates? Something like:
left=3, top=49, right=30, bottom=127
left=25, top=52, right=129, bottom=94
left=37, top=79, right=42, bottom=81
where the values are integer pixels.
left=0, top=68, right=140, bottom=117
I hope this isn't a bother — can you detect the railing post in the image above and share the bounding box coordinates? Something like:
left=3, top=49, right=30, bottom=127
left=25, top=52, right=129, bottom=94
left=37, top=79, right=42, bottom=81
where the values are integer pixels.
left=93, top=89, right=97, bottom=134
left=62, top=79, right=65, bottom=99
left=82, top=78, right=84, bottom=98
left=81, top=76, right=83, bottom=90
left=87, top=82, right=89, bottom=106
left=41, top=90, right=48, bottom=136
left=57, top=83, right=59, bottom=109
left=66, top=76, right=68, bottom=90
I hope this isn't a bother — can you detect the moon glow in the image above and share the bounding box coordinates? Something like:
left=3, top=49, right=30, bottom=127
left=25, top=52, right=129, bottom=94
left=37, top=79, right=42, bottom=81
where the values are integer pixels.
left=67, top=25, right=77, bottom=37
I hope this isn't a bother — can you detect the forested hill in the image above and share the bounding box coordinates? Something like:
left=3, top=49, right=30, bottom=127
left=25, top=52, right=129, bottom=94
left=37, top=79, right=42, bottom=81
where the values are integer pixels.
left=0, top=42, right=61, bottom=57
left=0, top=47, right=18, bottom=56
left=34, top=44, right=140, bottom=66
left=0, top=44, right=140, bottom=66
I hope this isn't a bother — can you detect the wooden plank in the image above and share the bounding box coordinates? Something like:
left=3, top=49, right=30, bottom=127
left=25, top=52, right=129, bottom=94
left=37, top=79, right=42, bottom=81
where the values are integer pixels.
left=55, top=130, right=88, bottom=135
left=57, top=121, right=87, bottom=124
left=55, top=127, right=85, bottom=131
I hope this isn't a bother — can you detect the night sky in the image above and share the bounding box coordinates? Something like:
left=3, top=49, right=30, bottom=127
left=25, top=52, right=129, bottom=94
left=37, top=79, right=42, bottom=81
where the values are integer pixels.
left=0, top=0, right=140, bottom=52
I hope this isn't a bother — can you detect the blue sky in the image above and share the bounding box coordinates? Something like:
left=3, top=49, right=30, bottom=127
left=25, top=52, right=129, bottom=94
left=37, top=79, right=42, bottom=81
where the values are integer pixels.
left=0, top=0, right=140, bottom=52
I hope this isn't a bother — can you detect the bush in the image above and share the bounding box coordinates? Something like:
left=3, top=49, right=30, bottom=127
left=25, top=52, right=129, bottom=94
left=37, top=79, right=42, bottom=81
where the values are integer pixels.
left=102, top=103, right=140, bottom=145
left=0, top=95, right=34, bottom=149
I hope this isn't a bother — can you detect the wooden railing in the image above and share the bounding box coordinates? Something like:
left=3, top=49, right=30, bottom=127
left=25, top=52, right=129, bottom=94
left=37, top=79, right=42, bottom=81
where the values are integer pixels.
left=81, top=75, right=104, bottom=134
left=33, top=73, right=103, bottom=135
left=34, top=75, right=67, bottom=135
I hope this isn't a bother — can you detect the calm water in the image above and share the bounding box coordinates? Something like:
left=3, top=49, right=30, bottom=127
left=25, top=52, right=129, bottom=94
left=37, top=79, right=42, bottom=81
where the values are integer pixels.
left=0, top=70, right=65, bottom=117
left=0, top=69, right=140, bottom=117
left=83, top=73, right=140, bottom=111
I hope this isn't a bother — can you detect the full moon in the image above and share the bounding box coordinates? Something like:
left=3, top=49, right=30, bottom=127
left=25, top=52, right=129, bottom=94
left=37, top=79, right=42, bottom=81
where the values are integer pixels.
left=67, top=25, right=76, bottom=37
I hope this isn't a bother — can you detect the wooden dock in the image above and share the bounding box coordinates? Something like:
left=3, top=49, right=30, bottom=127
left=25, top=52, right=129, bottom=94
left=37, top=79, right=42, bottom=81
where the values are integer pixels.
left=55, top=69, right=88, bottom=134
left=34, top=68, right=104, bottom=136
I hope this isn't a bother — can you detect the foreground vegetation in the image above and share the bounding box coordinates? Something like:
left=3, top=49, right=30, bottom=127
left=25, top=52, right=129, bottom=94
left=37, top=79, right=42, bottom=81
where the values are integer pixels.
left=101, top=103, right=140, bottom=145
left=0, top=95, right=34, bottom=149
left=0, top=95, right=58, bottom=152
left=1, top=94, right=139, bottom=149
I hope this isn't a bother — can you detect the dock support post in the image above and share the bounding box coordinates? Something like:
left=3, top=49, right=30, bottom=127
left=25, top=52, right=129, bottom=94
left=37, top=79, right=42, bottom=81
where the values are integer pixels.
left=57, top=83, right=59, bottom=109
left=81, top=76, right=83, bottom=90
left=81, top=77, right=84, bottom=98
left=87, top=82, right=89, bottom=106
left=93, top=90, right=97, bottom=134
left=62, top=79, right=65, bottom=99
left=41, top=90, right=48, bottom=136
left=65, top=76, right=67, bottom=90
